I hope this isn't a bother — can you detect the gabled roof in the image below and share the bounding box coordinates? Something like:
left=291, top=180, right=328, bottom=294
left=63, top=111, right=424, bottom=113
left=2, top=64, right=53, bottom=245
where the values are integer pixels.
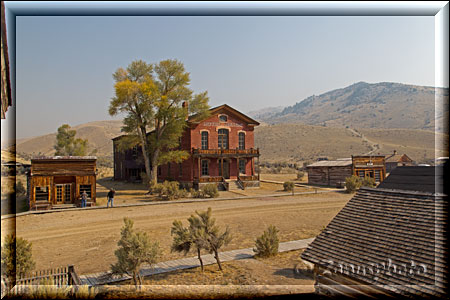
left=112, top=104, right=260, bottom=140
left=385, top=153, right=413, bottom=163
left=378, top=166, right=443, bottom=193
left=188, top=104, right=260, bottom=126
left=301, top=187, right=447, bottom=297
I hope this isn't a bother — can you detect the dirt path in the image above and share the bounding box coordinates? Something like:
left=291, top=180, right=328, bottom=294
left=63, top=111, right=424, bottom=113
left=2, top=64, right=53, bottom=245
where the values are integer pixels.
left=347, top=127, right=381, bottom=155
left=2, top=192, right=350, bottom=275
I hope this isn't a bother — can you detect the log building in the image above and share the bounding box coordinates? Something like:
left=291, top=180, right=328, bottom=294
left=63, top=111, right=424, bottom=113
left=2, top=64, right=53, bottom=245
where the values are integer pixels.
left=27, top=157, right=97, bottom=210
left=306, top=159, right=352, bottom=187
left=113, top=104, right=260, bottom=190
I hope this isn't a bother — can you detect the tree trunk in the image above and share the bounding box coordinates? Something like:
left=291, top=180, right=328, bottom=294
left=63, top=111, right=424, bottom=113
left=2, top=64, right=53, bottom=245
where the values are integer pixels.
left=132, top=271, right=138, bottom=286
left=150, top=149, right=160, bottom=188
left=197, top=247, right=204, bottom=272
left=138, top=127, right=152, bottom=182
left=214, top=250, right=223, bottom=271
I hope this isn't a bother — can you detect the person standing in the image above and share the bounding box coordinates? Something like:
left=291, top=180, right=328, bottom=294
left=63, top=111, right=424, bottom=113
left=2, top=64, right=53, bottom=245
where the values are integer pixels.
left=107, top=189, right=115, bottom=208
left=81, top=191, right=88, bottom=208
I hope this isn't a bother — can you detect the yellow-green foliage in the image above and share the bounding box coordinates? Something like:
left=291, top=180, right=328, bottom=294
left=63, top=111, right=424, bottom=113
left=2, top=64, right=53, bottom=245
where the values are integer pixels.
left=1, top=234, right=35, bottom=282
left=254, top=225, right=280, bottom=258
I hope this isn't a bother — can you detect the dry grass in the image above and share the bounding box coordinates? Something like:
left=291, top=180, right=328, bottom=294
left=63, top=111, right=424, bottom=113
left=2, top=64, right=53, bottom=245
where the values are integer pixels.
left=128, top=249, right=314, bottom=286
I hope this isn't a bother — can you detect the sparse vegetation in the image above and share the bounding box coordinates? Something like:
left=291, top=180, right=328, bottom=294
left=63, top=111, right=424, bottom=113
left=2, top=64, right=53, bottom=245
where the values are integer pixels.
left=345, top=175, right=362, bottom=193
left=361, top=176, right=376, bottom=188
left=153, top=181, right=188, bottom=200
left=202, top=184, right=219, bottom=198
left=1, top=234, right=35, bottom=284
left=111, top=218, right=160, bottom=285
left=296, top=171, right=305, bottom=180
left=254, top=225, right=279, bottom=258
left=16, top=180, right=26, bottom=195
left=283, top=181, right=294, bottom=192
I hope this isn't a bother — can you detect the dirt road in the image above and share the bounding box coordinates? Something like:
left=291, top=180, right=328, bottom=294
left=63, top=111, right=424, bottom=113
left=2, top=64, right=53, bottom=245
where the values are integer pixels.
left=2, top=192, right=350, bottom=275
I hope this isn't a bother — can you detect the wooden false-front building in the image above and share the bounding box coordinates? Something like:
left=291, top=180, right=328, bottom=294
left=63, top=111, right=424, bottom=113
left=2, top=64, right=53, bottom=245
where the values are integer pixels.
left=352, top=155, right=386, bottom=183
left=113, top=104, right=260, bottom=190
left=27, top=157, right=97, bottom=210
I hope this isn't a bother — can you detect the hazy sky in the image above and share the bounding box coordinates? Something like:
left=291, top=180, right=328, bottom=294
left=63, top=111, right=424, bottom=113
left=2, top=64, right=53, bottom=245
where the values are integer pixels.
left=12, top=15, right=434, bottom=138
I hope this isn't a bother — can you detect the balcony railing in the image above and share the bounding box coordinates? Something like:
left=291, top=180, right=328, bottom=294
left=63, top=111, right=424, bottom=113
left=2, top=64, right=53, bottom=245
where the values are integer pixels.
left=192, top=148, right=259, bottom=157
left=239, top=175, right=258, bottom=181
left=195, top=176, right=224, bottom=183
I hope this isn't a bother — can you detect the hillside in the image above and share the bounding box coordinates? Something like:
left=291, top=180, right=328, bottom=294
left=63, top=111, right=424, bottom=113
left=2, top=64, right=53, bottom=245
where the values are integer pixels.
left=257, top=82, right=448, bottom=132
left=16, top=120, right=124, bottom=159
left=254, top=123, right=448, bottom=164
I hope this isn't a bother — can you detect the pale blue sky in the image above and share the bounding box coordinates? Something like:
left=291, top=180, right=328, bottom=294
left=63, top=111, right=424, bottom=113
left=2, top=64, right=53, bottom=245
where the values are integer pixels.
left=13, top=16, right=434, bottom=138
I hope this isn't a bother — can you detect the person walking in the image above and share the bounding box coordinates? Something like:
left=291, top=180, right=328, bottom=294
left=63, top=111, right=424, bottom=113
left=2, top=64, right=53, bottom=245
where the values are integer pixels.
left=81, top=191, right=88, bottom=208
left=107, top=189, right=115, bottom=208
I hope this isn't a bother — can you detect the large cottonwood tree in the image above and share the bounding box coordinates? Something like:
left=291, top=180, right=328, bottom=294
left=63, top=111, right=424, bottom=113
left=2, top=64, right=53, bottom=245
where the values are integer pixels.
left=109, top=59, right=210, bottom=186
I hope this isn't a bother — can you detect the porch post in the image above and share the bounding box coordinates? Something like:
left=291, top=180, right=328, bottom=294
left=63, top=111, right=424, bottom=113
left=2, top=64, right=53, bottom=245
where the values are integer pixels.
left=236, top=157, right=239, bottom=176
left=197, top=157, right=201, bottom=179
left=221, top=158, right=224, bottom=178
left=251, top=157, right=254, bottom=176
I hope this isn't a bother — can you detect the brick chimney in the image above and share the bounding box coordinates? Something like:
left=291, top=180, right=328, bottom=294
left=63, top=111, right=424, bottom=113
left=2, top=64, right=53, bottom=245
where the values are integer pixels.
left=182, top=101, right=189, bottom=120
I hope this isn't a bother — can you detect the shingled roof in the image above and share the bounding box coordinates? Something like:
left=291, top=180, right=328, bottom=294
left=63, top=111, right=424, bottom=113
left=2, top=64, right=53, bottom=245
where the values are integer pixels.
left=377, top=166, right=444, bottom=194
left=301, top=187, right=447, bottom=298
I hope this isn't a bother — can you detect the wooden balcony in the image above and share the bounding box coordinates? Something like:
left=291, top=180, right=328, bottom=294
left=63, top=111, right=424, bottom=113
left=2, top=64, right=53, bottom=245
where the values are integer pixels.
left=192, top=148, right=260, bottom=157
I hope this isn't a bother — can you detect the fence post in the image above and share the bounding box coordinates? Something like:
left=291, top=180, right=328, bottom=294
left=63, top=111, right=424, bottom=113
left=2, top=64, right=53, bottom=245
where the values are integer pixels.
left=68, top=265, right=74, bottom=285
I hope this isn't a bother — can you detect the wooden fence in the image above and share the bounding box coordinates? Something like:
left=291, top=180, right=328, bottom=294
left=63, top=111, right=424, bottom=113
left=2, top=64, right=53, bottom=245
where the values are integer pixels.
left=1, top=265, right=81, bottom=297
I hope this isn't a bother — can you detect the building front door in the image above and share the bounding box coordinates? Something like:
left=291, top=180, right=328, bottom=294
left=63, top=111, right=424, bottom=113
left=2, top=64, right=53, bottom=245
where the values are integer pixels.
left=219, top=159, right=230, bottom=179
left=56, top=184, right=72, bottom=204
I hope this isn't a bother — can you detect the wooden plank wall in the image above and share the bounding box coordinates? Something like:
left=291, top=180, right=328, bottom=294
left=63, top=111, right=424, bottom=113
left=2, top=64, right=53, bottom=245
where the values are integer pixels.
left=307, top=166, right=351, bottom=186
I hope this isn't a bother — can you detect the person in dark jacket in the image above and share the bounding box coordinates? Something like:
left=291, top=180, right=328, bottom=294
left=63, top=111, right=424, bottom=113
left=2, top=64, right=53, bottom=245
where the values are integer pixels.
left=107, top=189, right=115, bottom=208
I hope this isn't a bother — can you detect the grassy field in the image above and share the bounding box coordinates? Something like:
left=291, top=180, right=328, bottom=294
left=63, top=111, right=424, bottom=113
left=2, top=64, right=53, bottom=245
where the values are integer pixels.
left=2, top=191, right=351, bottom=277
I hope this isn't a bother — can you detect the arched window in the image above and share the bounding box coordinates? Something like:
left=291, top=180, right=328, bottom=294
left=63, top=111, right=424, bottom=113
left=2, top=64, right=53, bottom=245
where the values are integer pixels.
left=238, top=132, right=245, bottom=150
left=201, top=131, right=209, bottom=150
left=219, top=115, right=228, bottom=122
left=218, top=129, right=229, bottom=149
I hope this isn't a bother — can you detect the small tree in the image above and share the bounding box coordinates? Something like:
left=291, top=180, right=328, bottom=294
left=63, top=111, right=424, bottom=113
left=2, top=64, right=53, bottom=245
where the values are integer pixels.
left=254, top=225, right=280, bottom=258
left=1, top=234, right=35, bottom=285
left=345, top=175, right=362, bottom=193
left=54, top=124, right=89, bottom=156
left=170, top=219, right=207, bottom=272
left=190, top=208, right=232, bottom=271
left=111, top=218, right=160, bottom=285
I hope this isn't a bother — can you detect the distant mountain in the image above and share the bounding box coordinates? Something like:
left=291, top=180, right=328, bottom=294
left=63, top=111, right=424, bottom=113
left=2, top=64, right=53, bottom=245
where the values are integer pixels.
left=247, top=106, right=284, bottom=121
left=258, top=82, right=448, bottom=132
left=16, top=120, right=124, bottom=158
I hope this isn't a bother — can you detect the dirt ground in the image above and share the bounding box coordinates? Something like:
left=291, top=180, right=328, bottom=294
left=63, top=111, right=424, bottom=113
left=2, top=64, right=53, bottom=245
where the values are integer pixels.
left=117, top=249, right=314, bottom=286
left=2, top=191, right=350, bottom=278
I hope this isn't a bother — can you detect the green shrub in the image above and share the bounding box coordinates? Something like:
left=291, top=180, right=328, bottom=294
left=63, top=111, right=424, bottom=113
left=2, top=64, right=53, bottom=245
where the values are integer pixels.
left=283, top=181, right=294, bottom=192
left=254, top=225, right=279, bottom=258
left=190, top=188, right=204, bottom=198
left=1, top=234, right=35, bottom=283
left=345, top=175, right=362, bottom=193
left=202, top=184, right=219, bottom=198
left=361, top=176, right=376, bottom=188
left=154, top=181, right=187, bottom=200
left=296, top=171, right=305, bottom=180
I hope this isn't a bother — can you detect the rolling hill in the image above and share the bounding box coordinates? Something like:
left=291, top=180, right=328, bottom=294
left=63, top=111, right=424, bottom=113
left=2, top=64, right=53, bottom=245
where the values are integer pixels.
left=252, top=82, right=448, bottom=132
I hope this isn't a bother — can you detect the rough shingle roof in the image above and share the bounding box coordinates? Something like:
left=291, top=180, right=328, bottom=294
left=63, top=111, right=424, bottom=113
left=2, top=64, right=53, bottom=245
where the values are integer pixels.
left=301, top=187, right=447, bottom=298
left=307, top=159, right=352, bottom=167
left=378, top=166, right=443, bottom=194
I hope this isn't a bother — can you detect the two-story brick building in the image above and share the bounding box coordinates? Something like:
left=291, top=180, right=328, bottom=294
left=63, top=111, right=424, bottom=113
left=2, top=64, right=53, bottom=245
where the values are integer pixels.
left=113, top=104, right=260, bottom=190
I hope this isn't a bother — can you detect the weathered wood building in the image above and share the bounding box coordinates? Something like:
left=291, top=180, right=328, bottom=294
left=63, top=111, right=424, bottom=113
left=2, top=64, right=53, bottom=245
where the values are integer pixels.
left=113, top=104, right=260, bottom=190
left=307, top=155, right=387, bottom=187
left=384, top=150, right=414, bottom=173
left=301, top=173, right=447, bottom=298
left=352, top=155, right=386, bottom=183
left=306, top=159, right=352, bottom=187
left=27, top=157, right=97, bottom=210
